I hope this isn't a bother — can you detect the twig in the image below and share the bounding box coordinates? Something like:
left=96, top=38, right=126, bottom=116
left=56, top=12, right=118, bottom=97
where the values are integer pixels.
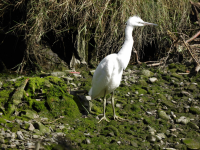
left=43, top=116, right=64, bottom=124
left=147, top=62, right=162, bottom=67
left=186, top=30, right=200, bottom=43
left=181, top=35, right=199, bottom=65
left=178, top=73, right=189, bottom=75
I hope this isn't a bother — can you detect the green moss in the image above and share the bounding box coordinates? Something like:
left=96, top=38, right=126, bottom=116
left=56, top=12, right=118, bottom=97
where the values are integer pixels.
left=131, top=104, right=141, bottom=112
left=33, top=100, right=46, bottom=112
left=137, top=80, right=148, bottom=87
left=171, top=73, right=183, bottom=80
left=63, top=96, right=81, bottom=118
left=0, top=118, right=6, bottom=124
left=168, top=63, right=176, bottom=69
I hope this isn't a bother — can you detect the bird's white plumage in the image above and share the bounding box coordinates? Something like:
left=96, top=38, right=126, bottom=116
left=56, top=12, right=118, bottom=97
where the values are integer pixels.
left=89, top=54, right=123, bottom=99
left=88, top=16, right=157, bottom=122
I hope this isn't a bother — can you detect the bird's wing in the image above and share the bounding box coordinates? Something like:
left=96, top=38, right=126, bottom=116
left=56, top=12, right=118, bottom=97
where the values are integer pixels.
left=89, top=54, right=117, bottom=99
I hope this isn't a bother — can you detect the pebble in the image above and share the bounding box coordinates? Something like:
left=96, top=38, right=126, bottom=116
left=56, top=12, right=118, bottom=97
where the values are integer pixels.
left=149, top=77, right=158, bottom=83
left=17, top=131, right=24, bottom=140
left=176, top=116, right=190, bottom=125
left=33, top=135, right=39, bottom=139
left=28, top=123, right=35, bottom=131
left=85, top=138, right=91, bottom=144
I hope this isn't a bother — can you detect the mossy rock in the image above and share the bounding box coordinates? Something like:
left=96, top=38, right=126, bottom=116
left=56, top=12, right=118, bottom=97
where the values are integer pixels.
left=171, top=73, right=183, bottom=80
left=103, top=125, right=119, bottom=136
left=182, top=138, right=200, bottom=149
left=140, top=70, right=154, bottom=77
left=189, top=106, right=200, bottom=114
left=158, top=110, right=170, bottom=120
left=161, top=100, right=174, bottom=108
left=33, top=122, right=51, bottom=134
left=62, top=96, right=81, bottom=118
left=137, top=80, right=148, bottom=87
left=131, top=104, right=141, bottom=112
left=187, top=84, right=198, bottom=92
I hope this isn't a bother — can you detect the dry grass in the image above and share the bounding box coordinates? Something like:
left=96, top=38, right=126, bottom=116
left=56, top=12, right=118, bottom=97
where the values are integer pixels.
left=0, top=0, right=199, bottom=69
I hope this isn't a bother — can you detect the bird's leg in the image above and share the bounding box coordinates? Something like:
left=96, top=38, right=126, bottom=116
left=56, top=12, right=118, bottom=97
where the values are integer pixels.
left=111, top=91, right=126, bottom=121
left=98, top=91, right=110, bottom=123
left=88, top=101, right=96, bottom=115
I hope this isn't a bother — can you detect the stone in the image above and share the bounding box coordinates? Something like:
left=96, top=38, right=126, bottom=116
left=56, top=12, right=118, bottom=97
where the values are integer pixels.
left=86, top=138, right=91, bottom=144
left=21, top=110, right=37, bottom=119
left=147, top=135, right=157, bottom=142
left=158, top=110, right=170, bottom=120
left=182, top=138, right=200, bottom=149
left=51, top=71, right=66, bottom=77
left=33, top=135, right=39, bottom=139
left=73, top=74, right=82, bottom=78
left=33, top=122, right=51, bottom=134
left=28, top=123, right=35, bottom=131
left=190, top=106, right=200, bottom=114
left=90, top=70, right=95, bottom=76
left=140, top=69, right=154, bottom=77
left=17, top=131, right=24, bottom=140
left=149, top=77, right=158, bottom=83
left=156, top=133, right=166, bottom=141
left=176, top=116, right=190, bottom=125
left=116, top=103, right=122, bottom=108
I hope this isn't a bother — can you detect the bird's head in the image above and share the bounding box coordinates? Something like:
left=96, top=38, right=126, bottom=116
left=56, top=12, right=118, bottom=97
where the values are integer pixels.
left=126, top=16, right=157, bottom=27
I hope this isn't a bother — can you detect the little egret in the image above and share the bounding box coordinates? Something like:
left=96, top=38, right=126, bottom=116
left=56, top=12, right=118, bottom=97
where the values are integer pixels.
left=89, top=16, right=157, bottom=123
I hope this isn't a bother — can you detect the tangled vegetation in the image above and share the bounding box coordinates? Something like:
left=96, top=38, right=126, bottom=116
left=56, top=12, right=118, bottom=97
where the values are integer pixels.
left=0, top=0, right=199, bottom=71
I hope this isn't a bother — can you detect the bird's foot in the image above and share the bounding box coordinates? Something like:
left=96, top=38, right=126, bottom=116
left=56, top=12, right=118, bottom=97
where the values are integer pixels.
left=98, top=116, right=110, bottom=123
left=114, top=115, right=127, bottom=122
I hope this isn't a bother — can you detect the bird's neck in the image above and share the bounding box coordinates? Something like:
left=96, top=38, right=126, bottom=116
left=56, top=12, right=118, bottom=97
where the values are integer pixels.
left=117, top=25, right=134, bottom=69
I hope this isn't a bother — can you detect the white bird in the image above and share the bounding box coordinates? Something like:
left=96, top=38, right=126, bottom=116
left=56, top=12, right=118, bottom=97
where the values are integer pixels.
left=89, top=16, right=157, bottom=123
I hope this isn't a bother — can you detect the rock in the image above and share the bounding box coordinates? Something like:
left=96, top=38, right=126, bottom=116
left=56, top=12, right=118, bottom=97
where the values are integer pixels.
left=158, top=110, right=170, bottom=120
left=73, top=74, right=82, bottom=78
left=147, top=135, right=157, bottom=143
left=137, top=79, right=147, bottom=86
left=33, top=122, right=51, bottom=134
left=190, top=106, right=200, bottom=114
left=11, top=133, right=16, bottom=139
left=90, top=70, right=95, bottom=76
left=176, top=116, right=190, bottom=125
left=0, top=139, right=5, bottom=144
left=1, top=144, right=7, bottom=149
left=58, top=125, right=65, bottom=130
left=17, top=131, right=24, bottom=140
left=51, top=71, right=66, bottom=77
left=85, top=138, right=91, bottom=144
left=62, top=77, right=74, bottom=81
left=5, top=133, right=11, bottom=138
left=85, top=96, right=92, bottom=101
left=140, top=69, right=154, bottom=77
left=70, top=83, right=77, bottom=87
left=116, top=103, right=122, bottom=108
left=10, top=143, right=16, bottom=148
left=156, top=133, right=166, bottom=141
left=0, top=81, right=2, bottom=88
left=21, top=110, right=37, bottom=119
left=41, top=118, right=48, bottom=122
left=149, top=77, right=158, bottom=83
left=130, top=140, right=138, bottom=147
left=182, top=138, right=200, bottom=149
left=147, top=126, right=156, bottom=135
left=33, top=135, right=39, bottom=139
left=188, top=122, right=199, bottom=130
left=171, top=73, right=183, bottom=80
left=28, top=123, right=35, bottom=131
left=21, top=122, right=31, bottom=130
